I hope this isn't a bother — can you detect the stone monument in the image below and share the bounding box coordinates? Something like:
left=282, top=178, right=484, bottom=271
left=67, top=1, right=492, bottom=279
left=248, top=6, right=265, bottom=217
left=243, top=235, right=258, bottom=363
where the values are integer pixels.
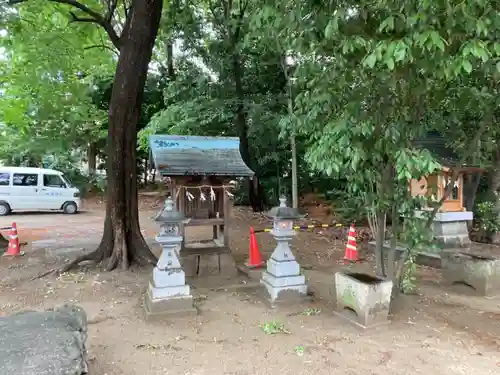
left=260, top=197, right=307, bottom=304
left=144, top=197, right=197, bottom=320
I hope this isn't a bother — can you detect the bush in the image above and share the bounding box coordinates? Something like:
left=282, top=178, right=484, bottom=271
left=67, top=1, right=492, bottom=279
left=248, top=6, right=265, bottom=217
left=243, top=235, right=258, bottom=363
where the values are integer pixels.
left=474, top=199, right=500, bottom=241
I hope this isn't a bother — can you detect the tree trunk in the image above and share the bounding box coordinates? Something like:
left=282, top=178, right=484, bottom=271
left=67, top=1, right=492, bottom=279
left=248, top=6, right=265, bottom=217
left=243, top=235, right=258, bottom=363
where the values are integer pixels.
left=463, top=172, right=482, bottom=211
left=374, top=209, right=386, bottom=278
left=143, top=157, right=148, bottom=186
left=151, top=168, right=156, bottom=184
left=374, top=165, right=392, bottom=277
left=26, top=155, right=41, bottom=167
left=231, top=51, right=266, bottom=212
left=165, top=40, right=175, bottom=79
left=74, top=0, right=162, bottom=271
left=281, top=53, right=298, bottom=209
left=386, top=202, right=399, bottom=282
left=487, top=150, right=500, bottom=198
left=291, top=134, right=298, bottom=209
left=87, top=142, right=97, bottom=175
left=463, top=172, right=482, bottom=230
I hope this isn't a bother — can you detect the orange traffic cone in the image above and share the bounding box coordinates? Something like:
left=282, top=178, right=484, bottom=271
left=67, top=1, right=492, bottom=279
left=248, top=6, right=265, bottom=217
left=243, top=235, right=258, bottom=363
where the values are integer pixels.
left=4, top=222, right=23, bottom=257
left=246, top=226, right=265, bottom=268
left=344, top=224, right=359, bottom=263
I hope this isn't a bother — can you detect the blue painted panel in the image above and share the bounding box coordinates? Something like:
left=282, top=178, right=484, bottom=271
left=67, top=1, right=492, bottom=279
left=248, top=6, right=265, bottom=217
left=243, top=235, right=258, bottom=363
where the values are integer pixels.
left=149, top=135, right=240, bottom=151
left=148, top=134, right=254, bottom=177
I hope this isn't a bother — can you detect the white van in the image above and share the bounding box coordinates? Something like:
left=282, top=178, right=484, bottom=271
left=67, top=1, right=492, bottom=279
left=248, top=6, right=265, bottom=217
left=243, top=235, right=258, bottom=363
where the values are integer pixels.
left=0, top=167, right=81, bottom=216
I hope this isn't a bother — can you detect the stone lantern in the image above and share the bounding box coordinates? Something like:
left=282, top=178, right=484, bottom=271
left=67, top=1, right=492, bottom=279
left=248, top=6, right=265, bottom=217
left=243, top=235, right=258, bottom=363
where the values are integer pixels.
left=144, top=197, right=196, bottom=319
left=260, top=196, right=308, bottom=303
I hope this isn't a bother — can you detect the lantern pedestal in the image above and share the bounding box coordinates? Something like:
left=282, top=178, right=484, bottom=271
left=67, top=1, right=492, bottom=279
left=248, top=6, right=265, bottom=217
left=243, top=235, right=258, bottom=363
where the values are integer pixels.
left=144, top=288, right=196, bottom=319
left=144, top=234, right=197, bottom=320
left=425, top=211, right=473, bottom=247
left=260, top=230, right=308, bottom=303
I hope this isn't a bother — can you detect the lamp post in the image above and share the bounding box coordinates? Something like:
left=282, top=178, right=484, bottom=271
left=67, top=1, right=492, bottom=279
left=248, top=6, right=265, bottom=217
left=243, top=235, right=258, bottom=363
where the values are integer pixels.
left=144, top=197, right=196, bottom=319
left=260, top=196, right=307, bottom=303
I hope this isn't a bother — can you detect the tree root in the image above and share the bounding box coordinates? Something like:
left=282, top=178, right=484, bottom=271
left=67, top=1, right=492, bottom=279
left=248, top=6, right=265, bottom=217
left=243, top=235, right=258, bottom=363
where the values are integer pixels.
left=29, top=247, right=105, bottom=281
left=28, top=198, right=157, bottom=280
left=29, top=233, right=157, bottom=281
left=130, top=230, right=157, bottom=266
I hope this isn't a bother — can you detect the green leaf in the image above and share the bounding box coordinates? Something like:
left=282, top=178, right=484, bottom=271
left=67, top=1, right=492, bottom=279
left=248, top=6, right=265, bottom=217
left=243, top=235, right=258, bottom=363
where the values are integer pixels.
left=494, top=43, right=500, bottom=56
left=462, top=59, right=473, bottom=73
left=379, top=16, right=395, bottom=32
left=429, top=31, right=445, bottom=51
left=471, top=43, right=490, bottom=63
left=324, top=18, right=338, bottom=39
left=386, top=57, right=395, bottom=70
left=363, top=54, right=377, bottom=68
left=393, top=43, right=407, bottom=62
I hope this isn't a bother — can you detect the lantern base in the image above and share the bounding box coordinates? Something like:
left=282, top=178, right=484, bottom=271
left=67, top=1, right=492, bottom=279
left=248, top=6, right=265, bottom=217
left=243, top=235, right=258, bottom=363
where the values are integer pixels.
left=153, top=267, right=187, bottom=288
left=266, top=257, right=300, bottom=276
left=260, top=271, right=307, bottom=303
left=148, top=278, right=192, bottom=299
left=143, top=288, right=197, bottom=321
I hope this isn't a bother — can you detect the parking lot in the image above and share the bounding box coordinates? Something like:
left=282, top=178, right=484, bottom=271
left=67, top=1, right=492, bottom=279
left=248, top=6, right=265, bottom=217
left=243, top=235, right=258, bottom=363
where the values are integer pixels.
left=0, top=204, right=158, bottom=253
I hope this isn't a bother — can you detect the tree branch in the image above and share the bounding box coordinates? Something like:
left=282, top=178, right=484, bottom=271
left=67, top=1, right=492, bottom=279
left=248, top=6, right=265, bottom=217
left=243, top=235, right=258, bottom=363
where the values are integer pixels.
left=68, top=11, right=95, bottom=24
left=84, top=44, right=119, bottom=57
left=121, top=1, right=130, bottom=20
left=8, top=0, right=122, bottom=49
left=232, top=0, right=248, bottom=43
left=207, top=0, right=225, bottom=35
left=106, top=0, right=118, bottom=23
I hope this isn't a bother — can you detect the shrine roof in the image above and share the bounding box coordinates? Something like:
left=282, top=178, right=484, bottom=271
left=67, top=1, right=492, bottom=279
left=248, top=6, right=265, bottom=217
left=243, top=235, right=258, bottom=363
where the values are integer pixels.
left=414, top=132, right=481, bottom=170
left=149, top=135, right=255, bottom=177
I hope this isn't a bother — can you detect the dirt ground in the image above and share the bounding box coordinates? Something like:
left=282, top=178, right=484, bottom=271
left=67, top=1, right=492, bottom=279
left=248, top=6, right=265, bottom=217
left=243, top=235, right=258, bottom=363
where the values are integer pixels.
left=1, top=198, right=500, bottom=374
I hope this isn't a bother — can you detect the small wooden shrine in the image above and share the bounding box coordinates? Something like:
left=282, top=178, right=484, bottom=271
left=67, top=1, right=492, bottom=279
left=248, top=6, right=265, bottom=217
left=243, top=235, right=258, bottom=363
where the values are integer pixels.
left=149, top=135, right=254, bottom=277
left=410, top=171, right=468, bottom=212
left=408, top=133, right=484, bottom=247
left=408, top=133, right=483, bottom=212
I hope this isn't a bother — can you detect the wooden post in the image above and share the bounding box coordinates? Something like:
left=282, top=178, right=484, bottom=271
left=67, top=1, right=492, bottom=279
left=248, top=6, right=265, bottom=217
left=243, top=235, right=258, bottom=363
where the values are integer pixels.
left=222, top=185, right=231, bottom=248
left=216, top=186, right=224, bottom=242
left=212, top=192, right=219, bottom=241
left=169, top=179, right=176, bottom=204
left=459, top=174, right=464, bottom=211
left=178, top=184, right=186, bottom=241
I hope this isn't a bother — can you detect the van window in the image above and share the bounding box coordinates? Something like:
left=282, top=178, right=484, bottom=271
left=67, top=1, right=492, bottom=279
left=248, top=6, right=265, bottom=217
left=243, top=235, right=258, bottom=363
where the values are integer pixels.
left=13, top=173, right=38, bottom=187
left=61, top=175, right=73, bottom=188
left=43, top=174, right=66, bottom=188
left=0, top=173, right=9, bottom=186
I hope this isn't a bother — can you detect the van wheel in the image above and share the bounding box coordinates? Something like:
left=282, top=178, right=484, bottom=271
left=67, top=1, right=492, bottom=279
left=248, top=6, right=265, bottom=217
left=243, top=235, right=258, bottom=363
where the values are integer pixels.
left=62, top=201, right=78, bottom=215
left=0, top=202, right=10, bottom=216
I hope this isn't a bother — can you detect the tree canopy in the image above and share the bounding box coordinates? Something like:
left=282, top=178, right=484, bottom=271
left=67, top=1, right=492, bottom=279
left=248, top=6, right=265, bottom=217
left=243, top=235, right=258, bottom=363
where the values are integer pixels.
left=0, top=2, right=115, bottom=165
left=1, top=0, right=500, bottom=278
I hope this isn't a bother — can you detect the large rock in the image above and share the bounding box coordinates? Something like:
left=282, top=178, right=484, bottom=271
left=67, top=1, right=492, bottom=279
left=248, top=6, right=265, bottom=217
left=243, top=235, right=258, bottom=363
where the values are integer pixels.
left=0, top=304, right=88, bottom=375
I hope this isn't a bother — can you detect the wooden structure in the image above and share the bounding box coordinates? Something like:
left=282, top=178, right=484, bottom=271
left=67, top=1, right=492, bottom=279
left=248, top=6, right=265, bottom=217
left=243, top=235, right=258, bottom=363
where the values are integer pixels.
left=410, top=172, right=465, bottom=212
left=149, top=135, right=254, bottom=277
left=409, top=134, right=483, bottom=212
